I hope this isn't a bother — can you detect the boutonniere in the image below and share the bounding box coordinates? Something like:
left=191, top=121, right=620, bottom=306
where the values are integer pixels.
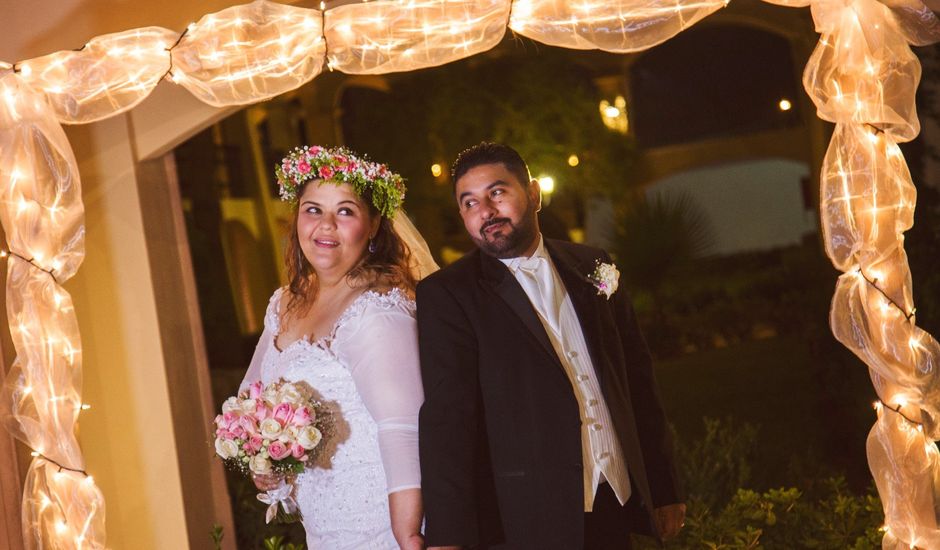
left=587, top=260, right=619, bottom=300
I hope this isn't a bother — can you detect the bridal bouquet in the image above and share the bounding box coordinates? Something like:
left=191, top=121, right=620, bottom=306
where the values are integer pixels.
left=213, top=379, right=327, bottom=522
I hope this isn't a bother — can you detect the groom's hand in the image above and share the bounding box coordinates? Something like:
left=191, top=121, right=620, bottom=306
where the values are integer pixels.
left=654, top=503, right=686, bottom=541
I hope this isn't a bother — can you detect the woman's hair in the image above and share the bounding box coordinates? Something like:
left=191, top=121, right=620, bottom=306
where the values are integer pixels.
left=283, top=181, right=416, bottom=318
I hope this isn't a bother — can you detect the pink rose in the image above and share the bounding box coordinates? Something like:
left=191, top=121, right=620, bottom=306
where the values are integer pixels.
left=268, top=441, right=291, bottom=461
left=318, top=165, right=335, bottom=180
left=255, top=401, right=271, bottom=420
left=249, top=381, right=263, bottom=400
left=290, top=406, right=312, bottom=427
left=246, top=435, right=263, bottom=453
left=310, top=146, right=324, bottom=155
left=230, top=425, right=246, bottom=439
left=219, top=411, right=237, bottom=429
left=291, top=444, right=307, bottom=460
left=273, top=403, right=294, bottom=426
left=217, top=429, right=235, bottom=440
left=297, top=161, right=311, bottom=174
left=239, top=416, right=259, bottom=436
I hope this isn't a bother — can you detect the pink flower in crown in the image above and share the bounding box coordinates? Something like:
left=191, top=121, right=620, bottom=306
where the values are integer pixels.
left=335, top=154, right=348, bottom=164
left=309, top=146, right=324, bottom=155
left=378, top=164, right=388, bottom=176
left=291, top=444, right=307, bottom=460
left=319, top=165, right=335, bottom=179
left=291, top=406, right=312, bottom=427
left=249, top=381, right=263, bottom=400
left=273, top=402, right=294, bottom=426
left=297, top=161, right=311, bottom=174
left=267, top=441, right=291, bottom=460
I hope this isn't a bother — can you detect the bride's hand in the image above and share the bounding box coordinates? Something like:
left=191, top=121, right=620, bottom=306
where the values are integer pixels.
left=399, top=533, right=425, bottom=550
left=252, top=473, right=283, bottom=491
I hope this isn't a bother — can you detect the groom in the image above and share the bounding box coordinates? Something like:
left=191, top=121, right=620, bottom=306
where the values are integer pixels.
left=417, top=142, right=685, bottom=549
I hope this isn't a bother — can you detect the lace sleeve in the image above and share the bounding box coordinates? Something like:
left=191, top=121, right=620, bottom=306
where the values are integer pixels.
left=238, top=288, right=283, bottom=394
left=339, top=300, right=423, bottom=494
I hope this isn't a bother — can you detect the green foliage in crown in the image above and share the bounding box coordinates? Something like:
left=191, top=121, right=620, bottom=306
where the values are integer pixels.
left=274, top=145, right=405, bottom=219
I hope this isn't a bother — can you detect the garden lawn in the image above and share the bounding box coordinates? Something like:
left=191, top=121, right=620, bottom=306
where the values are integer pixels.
left=654, top=334, right=874, bottom=490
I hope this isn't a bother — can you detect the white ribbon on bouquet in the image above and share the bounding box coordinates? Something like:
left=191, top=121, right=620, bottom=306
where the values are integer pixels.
left=257, top=480, right=300, bottom=524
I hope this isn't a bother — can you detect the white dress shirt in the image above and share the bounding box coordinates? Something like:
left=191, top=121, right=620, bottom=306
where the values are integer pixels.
left=501, top=236, right=631, bottom=511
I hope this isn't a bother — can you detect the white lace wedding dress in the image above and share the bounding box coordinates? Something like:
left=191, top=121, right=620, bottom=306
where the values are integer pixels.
left=239, top=287, right=423, bottom=549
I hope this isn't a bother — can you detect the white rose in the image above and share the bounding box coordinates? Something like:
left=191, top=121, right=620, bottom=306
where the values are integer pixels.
left=277, top=384, right=304, bottom=406
left=221, top=397, right=239, bottom=414
left=297, top=426, right=323, bottom=450
left=260, top=418, right=283, bottom=439
left=239, top=398, right=257, bottom=414
left=215, top=438, right=239, bottom=459
left=261, top=386, right=279, bottom=403
left=249, top=455, right=272, bottom=475
left=280, top=425, right=299, bottom=444
left=591, top=262, right=620, bottom=299
left=605, top=265, right=620, bottom=294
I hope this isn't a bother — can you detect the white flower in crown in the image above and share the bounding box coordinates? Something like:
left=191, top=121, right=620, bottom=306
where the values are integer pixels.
left=588, top=260, right=619, bottom=300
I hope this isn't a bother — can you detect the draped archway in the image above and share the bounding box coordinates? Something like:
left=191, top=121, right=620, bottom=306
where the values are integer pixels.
left=1, top=1, right=939, bottom=548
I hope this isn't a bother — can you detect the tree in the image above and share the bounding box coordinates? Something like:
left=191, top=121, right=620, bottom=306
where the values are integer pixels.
left=340, top=39, right=639, bottom=256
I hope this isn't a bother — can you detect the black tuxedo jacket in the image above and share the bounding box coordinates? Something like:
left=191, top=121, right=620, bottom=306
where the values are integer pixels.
left=417, top=239, right=682, bottom=549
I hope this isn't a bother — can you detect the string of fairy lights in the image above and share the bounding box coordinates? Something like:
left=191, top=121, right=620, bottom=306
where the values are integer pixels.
left=1, top=0, right=938, bottom=549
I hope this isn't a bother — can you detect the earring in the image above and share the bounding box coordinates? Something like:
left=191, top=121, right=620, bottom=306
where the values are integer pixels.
left=368, top=238, right=377, bottom=254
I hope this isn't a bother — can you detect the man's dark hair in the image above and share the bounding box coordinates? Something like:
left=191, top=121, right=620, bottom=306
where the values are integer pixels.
left=450, top=142, right=531, bottom=191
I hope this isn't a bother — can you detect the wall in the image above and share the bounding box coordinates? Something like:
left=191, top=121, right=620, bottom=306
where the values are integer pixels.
left=3, top=2, right=240, bottom=543
left=65, top=116, right=190, bottom=550
left=647, top=158, right=815, bottom=255
left=63, top=80, right=235, bottom=549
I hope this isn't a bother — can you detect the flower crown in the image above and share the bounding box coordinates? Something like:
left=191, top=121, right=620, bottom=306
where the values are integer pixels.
left=275, top=145, right=405, bottom=219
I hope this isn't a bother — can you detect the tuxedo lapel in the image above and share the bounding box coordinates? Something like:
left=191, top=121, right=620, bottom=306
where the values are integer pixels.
left=545, top=240, right=610, bottom=388
left=478, top=251, right=562, bottom=368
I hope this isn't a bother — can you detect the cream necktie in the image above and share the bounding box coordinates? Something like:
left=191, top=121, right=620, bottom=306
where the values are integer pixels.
left=514, top=256, right=561, bottom=335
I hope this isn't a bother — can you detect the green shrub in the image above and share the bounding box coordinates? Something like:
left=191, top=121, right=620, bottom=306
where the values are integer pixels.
left=635, top=418, right=883, bottom=549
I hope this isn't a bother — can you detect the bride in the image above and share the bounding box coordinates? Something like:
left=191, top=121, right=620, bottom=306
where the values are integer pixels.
left=238, top=145, right=433, bottom=549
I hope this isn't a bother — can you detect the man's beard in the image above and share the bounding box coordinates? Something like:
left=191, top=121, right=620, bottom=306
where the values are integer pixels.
left=472, top=201, right=538, bottom=259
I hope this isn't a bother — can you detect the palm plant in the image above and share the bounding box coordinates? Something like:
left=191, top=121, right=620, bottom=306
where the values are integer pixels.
left=611, top=190, right=715, bottom=299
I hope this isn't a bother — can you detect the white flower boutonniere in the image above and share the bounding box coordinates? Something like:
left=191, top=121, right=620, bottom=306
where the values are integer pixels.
left=588, top=260, right=619, bottom=300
